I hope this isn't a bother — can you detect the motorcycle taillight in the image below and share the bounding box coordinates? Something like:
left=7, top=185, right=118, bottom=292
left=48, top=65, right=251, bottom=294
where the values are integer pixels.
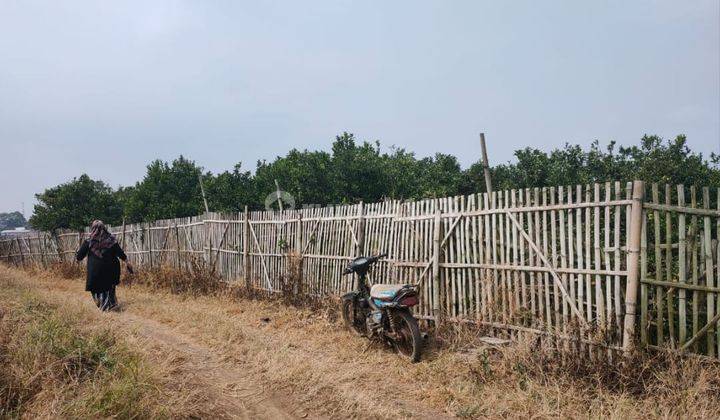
left=399, top=295, right=419, bottom=307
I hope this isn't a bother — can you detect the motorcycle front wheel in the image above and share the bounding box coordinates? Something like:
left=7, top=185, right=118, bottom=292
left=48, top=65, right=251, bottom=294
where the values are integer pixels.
left=391, top=309, right=422, bottom=363
left=342, top=299, right=366, bottom=336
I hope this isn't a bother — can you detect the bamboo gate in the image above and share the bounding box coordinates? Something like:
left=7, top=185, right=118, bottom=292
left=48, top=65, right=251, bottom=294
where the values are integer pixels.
left=2, top=180, right=720, bottom=358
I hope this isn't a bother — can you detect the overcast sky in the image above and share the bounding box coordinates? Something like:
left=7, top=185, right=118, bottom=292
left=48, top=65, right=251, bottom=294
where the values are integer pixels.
left=1, top=1, right=718, bottom=215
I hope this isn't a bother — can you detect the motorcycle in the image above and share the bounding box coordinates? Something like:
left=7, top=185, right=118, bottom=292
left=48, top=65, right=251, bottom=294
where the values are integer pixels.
left=340, top=253, right=423, bottom=362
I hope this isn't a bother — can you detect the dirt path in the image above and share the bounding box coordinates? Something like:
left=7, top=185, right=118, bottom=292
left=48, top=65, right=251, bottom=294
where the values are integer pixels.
left=120, top=312, right=303, bottom=419
left=1, top=267, right=451, bottom=419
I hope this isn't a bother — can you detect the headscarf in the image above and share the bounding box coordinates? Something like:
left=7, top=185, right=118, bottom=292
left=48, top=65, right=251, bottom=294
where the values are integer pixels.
left=88, top=220, right=117, bottom=258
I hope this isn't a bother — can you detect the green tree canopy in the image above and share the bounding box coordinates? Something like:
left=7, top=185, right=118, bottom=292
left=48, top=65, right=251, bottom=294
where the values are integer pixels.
left=462, top=135, right=719, bottom=192
left=254, top=148, right=333, bottom=208
left=204, top=163, right=256, bottom=213
left=28, top=133, right=720, bottom=231
left=29, top=174, right=122, bottom=231
left=0, top=211, right=27, bottom=231
left=122, top=156, right=206, bottom=222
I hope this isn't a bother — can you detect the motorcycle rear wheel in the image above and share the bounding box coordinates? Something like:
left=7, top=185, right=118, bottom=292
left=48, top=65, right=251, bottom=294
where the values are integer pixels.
left=391, top=310, right=422, bottom=363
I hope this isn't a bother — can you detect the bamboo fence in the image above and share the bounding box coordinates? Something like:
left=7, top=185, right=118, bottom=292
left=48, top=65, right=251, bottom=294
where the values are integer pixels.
left=2, top=180, right=719, bottom=358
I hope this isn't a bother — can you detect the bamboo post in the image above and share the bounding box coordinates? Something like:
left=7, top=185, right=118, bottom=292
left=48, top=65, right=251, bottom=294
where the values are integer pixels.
left=120, top=218, right=126, bottom=248
left=146, top=223, right=153, bottom=269
left=174, top=222, right=181, bottom=269
left=295, top=212, right=303, bottom=294
left=432, top=210, right=443, bottom=325
left=623, top=180, right=645, bottom=354
left=16, top=237, right=25, bottom=268
left=243, top=206, right=250, bottom=288
left=356, top=202, right=366, bottom=255
left=274, top=179, right=284, bottom=212
left=2, top=239, right=10, bottom=263
left=702, top=187, right=715, bottom=356
left=677, top=185, right=687, bottom=345
left=355, top=203, right=366, bottom=291
left=480, top=133, right=493, bottom=195
left=652, top=184, right=664, bottom=345
left=53, top=233, right=62, bottom=264
left=199, top=173, right=210, bottom=214
left=39, top=232, right=46, bottom=269
left=76, top=231, right=83, bottom=266
left=204, top=217, right=211, bottom=265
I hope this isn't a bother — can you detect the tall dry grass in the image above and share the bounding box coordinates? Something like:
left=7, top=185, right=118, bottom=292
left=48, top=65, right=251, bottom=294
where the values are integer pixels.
left=123, top=257, right=223, bottom=296
left=0, top=291, right=169, bottom=418
left=417, top=321, right=720, bottom=418
left=121, top=254, right=341, bottom=322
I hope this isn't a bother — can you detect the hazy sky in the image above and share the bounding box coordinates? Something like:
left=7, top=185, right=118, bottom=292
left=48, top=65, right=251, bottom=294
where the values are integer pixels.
left=1, top=1, right=718, bottom=215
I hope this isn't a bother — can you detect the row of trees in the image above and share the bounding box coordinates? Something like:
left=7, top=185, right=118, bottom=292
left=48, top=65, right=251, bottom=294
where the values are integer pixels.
left=29, top=133, right=719, bottom=231
left=0, top=212, right=27, bottom=231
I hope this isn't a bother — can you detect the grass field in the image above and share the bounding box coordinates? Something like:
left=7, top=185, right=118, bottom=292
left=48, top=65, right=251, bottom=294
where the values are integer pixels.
left=1, top=264, right=719, bottom=419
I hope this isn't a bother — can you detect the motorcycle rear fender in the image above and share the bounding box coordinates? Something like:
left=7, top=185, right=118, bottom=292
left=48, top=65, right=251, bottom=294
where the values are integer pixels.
left=393, top=287, right=418, bottom=303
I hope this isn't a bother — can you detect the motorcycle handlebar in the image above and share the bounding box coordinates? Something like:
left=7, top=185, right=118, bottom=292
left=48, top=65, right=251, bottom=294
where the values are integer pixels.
left=343, top=253, right=388, bottom=275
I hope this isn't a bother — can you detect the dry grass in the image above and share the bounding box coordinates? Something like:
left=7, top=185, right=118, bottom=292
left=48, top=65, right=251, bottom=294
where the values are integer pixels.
left=421, top=326, right=720, bottom=418
left=124, top=257, right=224, bottom=296
left=47, top=260, right=85, bottom=279
left=0, top=288, right=169, bottom=418
left=124, top=257, right=341, bottom=323
left=4, top=262, right=720, bottom=418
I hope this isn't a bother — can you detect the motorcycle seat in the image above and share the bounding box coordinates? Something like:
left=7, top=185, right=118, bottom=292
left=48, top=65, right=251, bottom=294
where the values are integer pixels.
left=370, top=284, right=406, bottom=301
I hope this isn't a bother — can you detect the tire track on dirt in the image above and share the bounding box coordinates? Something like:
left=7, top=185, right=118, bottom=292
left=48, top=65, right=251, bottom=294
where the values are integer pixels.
left=119, top=312, right=306, bottom=419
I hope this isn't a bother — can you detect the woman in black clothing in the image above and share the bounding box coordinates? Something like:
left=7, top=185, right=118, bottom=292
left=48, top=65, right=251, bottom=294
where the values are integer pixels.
left=76, top=220, right=133, bottom=311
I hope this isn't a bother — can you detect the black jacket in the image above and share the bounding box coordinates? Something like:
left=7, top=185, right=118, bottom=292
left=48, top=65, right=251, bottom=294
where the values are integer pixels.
left=76, top=240, right=127, bottom=292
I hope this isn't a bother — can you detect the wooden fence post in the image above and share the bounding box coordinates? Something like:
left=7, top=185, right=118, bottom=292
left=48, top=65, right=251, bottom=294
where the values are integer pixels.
left=39, top=233, right=46, bottom=269
left=1, top=239, right=9, bottom=263
left=623, top=180, right=645, bottom=354
left=243, top=206, right=250, bottom=288
left=356, top=202, right=365, bottom=255
left=16, top=237, right=25, bottom=268
left=480, top=133, right=493, bottom=194
left=295, top=212, right=303, bottom=294
left=355, top=202, right=366, bottom=291
left=76, top=231, right=83, bottom=264
left=204, top=216, right=211, bottom=265
left=147, top=223, right=153, bottom=270
left=432, top=209, right=443, bottom=326
left=52, top=233, right=62, bottom=264
left=174, top=222, right=181, bottom=269
left=120, top=218, right=126, bottom=248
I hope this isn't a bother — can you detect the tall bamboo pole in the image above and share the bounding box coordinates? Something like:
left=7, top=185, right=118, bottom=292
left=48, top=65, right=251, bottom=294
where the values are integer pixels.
left=623, top=180, right=645, bottom=354
left=120, top=218, right=126, bottom=248
left=432, top=210, right=443, bottom=325
left=480, top=133, right=493, bottom=195
left=274, top=179, right=284, bottom=212
left=198, top=173, right=210, bottom=214
left=243, top=206, right=250, bottom=288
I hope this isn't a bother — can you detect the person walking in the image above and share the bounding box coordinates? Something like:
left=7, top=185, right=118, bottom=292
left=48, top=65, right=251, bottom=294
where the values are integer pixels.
left=76, top=220, right=133, bottom=311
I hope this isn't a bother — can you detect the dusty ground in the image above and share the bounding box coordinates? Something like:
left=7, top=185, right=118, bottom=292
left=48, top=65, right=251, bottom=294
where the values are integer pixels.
left=2, top=265, right=720, bottom=419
